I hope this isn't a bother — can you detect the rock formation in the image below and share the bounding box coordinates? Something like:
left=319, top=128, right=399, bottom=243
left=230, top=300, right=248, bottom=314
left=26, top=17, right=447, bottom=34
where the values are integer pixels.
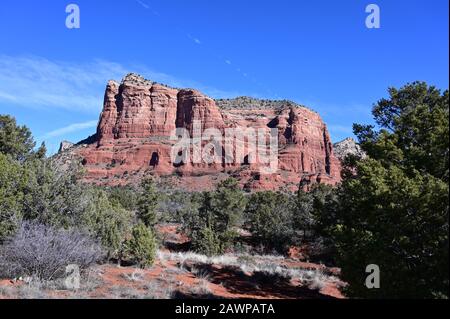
left=333, top=137, right=366, bottom=162
left=58, top=73, right=342, bottom=191
left=58, top=140, right=74, bottom=153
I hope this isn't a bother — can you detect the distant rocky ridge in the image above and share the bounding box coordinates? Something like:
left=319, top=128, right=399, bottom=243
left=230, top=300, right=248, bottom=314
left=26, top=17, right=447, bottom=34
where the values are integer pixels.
left=215, top=96, right=310, bottom=111
left=56, top=73, right=342, bottom=191
left=333, top=137, right=366, bottom=161
left=58, top=140, right=74, bottom=153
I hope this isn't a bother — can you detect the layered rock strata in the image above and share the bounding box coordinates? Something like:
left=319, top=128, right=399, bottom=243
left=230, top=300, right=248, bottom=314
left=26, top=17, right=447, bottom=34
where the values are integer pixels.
left=60, top=73, right=341, bottom=191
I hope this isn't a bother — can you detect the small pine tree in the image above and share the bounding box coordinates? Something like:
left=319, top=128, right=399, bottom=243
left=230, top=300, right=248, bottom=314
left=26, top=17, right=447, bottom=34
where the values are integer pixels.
left=0, top=114, right=36, bottom=162
left=82, top=190, right=133, bottom=258
left=0, top=153, right=25, bottom=241
left=192, top=226, right=223, bottom=257
left=34, top=142, right=47, bottom=159
left=123, top=223, right=157, bottom=268
left=188, top=178, right=247, bottom=255
left=244, top=191, right=296, bottom=253
left=210, top=178, right=247, bottom=233
left=137, top=178, right=159, bottom=227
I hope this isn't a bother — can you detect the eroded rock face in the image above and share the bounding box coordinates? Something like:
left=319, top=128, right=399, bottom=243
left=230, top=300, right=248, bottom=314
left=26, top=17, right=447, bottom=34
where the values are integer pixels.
left=177, top=89, right=225, bottom=133
left=58, top=140, right=74, bottom=153
left=333, top=137, right=366, bottom=162
left=65, top=73, right=342, bottom=191
left=97, top=75, right=179, bottom=144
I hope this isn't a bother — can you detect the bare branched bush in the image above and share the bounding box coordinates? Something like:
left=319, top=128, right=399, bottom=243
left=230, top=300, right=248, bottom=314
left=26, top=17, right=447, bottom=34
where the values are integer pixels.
left=0, top=221, right=104, bottom=280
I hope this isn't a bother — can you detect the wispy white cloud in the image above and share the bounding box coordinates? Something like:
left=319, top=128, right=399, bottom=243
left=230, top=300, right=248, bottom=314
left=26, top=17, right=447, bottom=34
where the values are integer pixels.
left=0, top=55, right=128, bottom=113
left=135, top=0, right=150, bottom=9
left=0, top=55, right=256, bottom=114
left=187, top=34, right=202, bottom=45
left=225, top=60, right=232, bottom=65
left=0, top=91, right=17, bottom=101
left=42, top=120, right=98, bottom=139
left=0, top=55, right=267, bottom=156
left=135, top=0, right=160, bottom=15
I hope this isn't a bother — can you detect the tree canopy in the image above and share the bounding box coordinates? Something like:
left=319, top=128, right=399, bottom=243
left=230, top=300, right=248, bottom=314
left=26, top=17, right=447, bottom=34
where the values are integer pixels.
left=329, top=82, right=449, bottom=298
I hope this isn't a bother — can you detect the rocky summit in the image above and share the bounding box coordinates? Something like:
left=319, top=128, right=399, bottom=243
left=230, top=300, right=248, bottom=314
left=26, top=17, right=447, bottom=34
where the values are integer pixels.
left=333, top=137, right=366, bottom=162
left=56, top=73, right=342, bottom=191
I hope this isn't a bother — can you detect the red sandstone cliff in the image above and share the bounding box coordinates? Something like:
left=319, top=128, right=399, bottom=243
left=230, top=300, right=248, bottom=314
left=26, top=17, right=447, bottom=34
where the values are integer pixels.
left=60, top=73, right=341, bottom=191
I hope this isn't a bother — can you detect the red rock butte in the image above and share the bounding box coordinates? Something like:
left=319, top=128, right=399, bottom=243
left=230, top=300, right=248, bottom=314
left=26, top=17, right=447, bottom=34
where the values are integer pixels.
left=60, top=73, right=341, bottom=191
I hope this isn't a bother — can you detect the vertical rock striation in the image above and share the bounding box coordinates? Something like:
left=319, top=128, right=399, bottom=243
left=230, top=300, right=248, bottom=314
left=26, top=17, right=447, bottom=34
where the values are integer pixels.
left=67, top=73, right=341, bottom=191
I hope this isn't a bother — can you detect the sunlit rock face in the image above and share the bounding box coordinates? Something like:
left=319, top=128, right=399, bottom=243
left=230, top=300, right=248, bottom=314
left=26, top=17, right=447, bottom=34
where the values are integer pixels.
left=333, top=137, right=366, bottom=162
left=60, top=73, right=341, bottom=191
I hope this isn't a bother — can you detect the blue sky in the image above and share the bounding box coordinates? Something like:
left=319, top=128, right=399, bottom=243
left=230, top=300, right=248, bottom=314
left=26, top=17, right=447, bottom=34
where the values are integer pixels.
left=0, top=0, right=448, bottom=154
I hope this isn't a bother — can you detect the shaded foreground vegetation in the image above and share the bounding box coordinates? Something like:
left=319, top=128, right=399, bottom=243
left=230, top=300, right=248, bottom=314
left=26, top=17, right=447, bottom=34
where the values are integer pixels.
left=0, top=82, right=448, bottom=298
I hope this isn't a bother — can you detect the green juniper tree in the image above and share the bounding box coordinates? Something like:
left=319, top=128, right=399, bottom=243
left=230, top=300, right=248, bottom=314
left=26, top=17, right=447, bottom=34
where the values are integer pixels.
left=244, top=191, right=296, bottom=253
left=123, top=222, right=157, bottom=268
left=187, top=178, right=247, bottom=256
left=324, top=82, right=449, bottom=298
left=0, top=115, right=45, bottom=162
left=81, top=189, right=134, bottom=258
left=137, top=178, right=159, bottom=227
